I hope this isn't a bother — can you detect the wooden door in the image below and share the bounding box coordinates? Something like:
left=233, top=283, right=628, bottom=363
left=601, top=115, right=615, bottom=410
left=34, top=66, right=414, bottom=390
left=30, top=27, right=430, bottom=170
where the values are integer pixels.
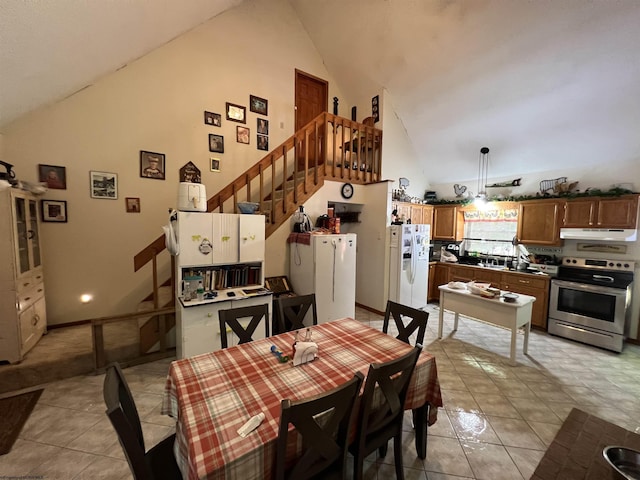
left=295, top=70, right=328, bottom=170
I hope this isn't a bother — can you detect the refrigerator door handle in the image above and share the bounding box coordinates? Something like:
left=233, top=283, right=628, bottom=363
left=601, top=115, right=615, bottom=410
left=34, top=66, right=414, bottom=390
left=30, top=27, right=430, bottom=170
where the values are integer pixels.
left=409, top=230, right=417, bottom=285
left=331, top=239, right=337, bottom=302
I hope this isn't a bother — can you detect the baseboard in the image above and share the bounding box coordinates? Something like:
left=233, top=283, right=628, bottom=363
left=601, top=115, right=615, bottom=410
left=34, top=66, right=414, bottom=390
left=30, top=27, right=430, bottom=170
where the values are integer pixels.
left=355, top=303, right=384, bottom=317
left=47, top=319, right=91, bottom=330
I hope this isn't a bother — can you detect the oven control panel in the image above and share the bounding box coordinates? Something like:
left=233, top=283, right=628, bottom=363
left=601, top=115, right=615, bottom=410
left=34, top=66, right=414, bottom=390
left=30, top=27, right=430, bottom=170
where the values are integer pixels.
left=562, top=257, right=635, bottom=272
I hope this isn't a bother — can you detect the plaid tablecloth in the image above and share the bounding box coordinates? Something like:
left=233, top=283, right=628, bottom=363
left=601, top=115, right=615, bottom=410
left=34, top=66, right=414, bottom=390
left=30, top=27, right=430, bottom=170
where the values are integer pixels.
left=161, top=317, right=442, bottom=480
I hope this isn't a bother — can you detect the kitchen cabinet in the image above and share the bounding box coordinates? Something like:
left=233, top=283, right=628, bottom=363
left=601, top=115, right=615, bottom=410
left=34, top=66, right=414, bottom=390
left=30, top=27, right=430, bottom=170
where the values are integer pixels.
left=473, top=268, right=503, bottom=287
left=393, top=202, right=433, bottom=230
left=0, top=188, right=47, bottom=363
left=432, top=205, right=463, bottom=241
left=563, top=195, right=638, bottom=229
left=448, top=265, right=475, bottom=283
left=177, top=294, right=272, bottom=358
left=501, top=272, right=550, bottom=329
left=428, top=263, right=449, bottom=302
left=517, top=199, right=563, bottom=246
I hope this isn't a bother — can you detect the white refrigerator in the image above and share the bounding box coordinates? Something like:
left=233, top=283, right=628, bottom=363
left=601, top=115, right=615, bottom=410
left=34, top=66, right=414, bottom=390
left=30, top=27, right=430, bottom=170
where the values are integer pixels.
left=289, top=234, right=357, bottom=324
left=389, top=224, right=430, bottom=310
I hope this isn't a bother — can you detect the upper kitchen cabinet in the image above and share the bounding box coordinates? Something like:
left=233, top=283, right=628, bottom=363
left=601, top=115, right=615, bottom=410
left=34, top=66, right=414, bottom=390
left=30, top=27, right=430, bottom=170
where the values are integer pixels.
left=517, top=199, right=563, bottom=246
left=563, top=195, right=638, bottom=229
left=393, top=202, right=433, bottom=229
left=432, top=205, right=463, bottom=241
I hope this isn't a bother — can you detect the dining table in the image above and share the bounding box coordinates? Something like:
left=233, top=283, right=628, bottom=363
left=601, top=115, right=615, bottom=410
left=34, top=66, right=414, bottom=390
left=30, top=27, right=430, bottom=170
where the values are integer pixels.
left=161, top=317, right=442, bottom=480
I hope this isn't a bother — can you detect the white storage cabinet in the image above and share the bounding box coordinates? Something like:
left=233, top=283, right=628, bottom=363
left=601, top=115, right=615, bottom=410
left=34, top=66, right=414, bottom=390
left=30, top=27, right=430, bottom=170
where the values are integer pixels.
left=175, top=212, right=271, bottom=358
left=0, top=188, right=47, bottom=363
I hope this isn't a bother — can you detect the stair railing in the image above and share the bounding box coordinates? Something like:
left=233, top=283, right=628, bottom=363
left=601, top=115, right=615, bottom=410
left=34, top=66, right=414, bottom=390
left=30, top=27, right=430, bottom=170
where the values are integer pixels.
left=133, top=112, right=381, bottom=298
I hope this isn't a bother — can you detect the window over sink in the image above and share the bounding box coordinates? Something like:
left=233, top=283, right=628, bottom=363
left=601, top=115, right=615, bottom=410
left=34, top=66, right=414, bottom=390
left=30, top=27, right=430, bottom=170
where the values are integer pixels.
left=462, top=208, right=518, bottom=259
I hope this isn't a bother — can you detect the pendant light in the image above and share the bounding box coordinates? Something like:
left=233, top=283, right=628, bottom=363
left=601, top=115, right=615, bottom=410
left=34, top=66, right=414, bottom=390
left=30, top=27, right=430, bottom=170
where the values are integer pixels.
left=474, top=147, right=490, bottom=207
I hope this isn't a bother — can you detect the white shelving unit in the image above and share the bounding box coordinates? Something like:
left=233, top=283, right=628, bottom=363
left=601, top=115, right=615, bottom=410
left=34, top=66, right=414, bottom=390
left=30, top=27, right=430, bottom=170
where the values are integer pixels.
left=175, top=212, right=271, bottom=358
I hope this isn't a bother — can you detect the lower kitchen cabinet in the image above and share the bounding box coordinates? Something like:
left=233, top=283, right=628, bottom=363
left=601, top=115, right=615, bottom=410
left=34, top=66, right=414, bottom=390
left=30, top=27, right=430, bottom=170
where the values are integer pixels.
left=176, top=294, right=272, bottom=358
left=428, top=263, right=449, bottom=302
left=431, top=263, right=550, bottom=330
left=501, top=272, right=550, bottom=329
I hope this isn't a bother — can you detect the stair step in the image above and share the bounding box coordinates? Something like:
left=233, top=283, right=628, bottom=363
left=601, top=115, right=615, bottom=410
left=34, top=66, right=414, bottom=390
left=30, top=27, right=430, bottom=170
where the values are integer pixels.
left=137, top=285, right=173, bottom=312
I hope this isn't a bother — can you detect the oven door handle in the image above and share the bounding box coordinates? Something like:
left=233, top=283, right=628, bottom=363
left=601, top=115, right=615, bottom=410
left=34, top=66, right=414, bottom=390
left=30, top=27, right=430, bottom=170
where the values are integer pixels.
left=551, top=279, right=628, bottom=297
left=592, top=274, right=614, bottom=283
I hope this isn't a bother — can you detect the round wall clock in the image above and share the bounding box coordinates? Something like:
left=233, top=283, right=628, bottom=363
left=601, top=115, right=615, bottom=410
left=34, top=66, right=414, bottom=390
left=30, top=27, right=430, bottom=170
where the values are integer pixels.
left=341, top=182, right=354, bottom=199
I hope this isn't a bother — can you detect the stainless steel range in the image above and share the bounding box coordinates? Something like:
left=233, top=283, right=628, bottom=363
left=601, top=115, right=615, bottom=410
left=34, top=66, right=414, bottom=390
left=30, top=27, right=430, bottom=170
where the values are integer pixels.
left=548, top=257, right=634, bottom=352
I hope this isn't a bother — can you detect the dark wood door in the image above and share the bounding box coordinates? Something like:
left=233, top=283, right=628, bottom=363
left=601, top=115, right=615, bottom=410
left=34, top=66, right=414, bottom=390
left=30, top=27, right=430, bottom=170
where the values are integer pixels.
left=295, top=70, right=328, bottom=170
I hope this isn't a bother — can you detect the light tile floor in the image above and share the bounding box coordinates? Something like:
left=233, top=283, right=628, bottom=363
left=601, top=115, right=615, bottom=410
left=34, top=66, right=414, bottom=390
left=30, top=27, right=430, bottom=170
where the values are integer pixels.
left=1, top=304, right=640, bottom=479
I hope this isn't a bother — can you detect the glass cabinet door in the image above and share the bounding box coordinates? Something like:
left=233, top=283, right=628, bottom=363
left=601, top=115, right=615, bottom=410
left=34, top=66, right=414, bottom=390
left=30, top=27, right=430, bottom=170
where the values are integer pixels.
left=14, top=196, right=30, bottom=274
left=28, top=199, right=41, bottom=268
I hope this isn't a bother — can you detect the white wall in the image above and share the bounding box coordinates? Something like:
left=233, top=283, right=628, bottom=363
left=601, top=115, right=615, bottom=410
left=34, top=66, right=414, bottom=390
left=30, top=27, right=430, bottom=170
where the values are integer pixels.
left=380, top=89, right=430, bottom=200
left=275, top=180, right=391, bottom=313
left=429, top=159, right=640, bottom=203
left=2, top=0, right=351, bottom=325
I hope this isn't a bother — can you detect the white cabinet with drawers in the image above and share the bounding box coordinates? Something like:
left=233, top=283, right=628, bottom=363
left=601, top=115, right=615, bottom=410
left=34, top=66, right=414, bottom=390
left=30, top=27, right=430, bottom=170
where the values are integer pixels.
left=0, top=188, right=47, bottom=363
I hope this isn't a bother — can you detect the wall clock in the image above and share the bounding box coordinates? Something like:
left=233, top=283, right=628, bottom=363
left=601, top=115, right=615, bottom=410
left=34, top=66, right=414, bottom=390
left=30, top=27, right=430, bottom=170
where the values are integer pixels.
left=341, top=182, right=354, bottom=199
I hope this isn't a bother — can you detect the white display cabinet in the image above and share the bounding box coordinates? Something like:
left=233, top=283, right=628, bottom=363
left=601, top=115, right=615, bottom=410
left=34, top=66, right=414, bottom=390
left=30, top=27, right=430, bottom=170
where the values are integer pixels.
left=175, top=212, right=271, bottom=358
left=0, top=188, right=47, bottom=363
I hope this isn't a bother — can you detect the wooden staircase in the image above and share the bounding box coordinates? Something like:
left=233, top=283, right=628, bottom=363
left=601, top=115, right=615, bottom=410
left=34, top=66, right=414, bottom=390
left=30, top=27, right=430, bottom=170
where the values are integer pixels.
left=133, top=112, right=382, bottom=352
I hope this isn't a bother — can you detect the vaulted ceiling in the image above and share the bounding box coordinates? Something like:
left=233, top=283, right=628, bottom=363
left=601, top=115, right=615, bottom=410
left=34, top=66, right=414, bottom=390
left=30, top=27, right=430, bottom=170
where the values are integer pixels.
left=2, top=0, right=639, bottom=185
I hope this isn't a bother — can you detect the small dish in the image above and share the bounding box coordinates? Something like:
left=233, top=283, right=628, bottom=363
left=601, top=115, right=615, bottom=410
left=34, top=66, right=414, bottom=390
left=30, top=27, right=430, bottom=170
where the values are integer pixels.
left=502, top=293, right=519, bottom=303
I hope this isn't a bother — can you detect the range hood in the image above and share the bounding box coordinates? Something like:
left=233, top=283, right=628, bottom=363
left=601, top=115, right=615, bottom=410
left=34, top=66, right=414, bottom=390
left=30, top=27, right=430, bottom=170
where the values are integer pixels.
left=559, top=228, right=637, bottom=242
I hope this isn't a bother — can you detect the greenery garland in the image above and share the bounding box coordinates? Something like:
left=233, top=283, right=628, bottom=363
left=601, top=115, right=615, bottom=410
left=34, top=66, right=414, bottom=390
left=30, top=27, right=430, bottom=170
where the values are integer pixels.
left=422, top=187, right=636, bottom=205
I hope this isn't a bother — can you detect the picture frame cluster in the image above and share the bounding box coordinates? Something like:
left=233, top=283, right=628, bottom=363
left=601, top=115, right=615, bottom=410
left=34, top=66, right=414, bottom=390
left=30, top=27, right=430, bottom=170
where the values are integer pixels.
left=38, top=92, right=272, bottom=223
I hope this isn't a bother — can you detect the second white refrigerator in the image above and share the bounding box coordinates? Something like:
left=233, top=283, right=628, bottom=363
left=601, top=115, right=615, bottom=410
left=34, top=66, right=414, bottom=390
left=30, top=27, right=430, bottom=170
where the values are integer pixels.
left=289, top=234, right=357, bottom=324
left=389, top=224, right=430, bottom=309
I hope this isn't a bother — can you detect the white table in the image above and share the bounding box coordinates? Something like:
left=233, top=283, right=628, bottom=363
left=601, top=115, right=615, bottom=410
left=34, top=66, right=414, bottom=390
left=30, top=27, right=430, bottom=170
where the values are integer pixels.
left=438, top=284, right=536, bottom=365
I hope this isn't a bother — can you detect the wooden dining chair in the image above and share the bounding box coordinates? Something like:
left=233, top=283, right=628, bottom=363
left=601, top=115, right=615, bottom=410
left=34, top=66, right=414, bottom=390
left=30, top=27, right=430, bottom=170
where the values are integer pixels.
left=218, top=303, right=269, bottom=348
left=349, top=346, right=422, bottom=480
left=275, top=372, right=364, bottom=480
left=103, top=362, right=182, bottom=480
left=274, top=294, right=318, bottom=334
left=383, top=300, right=429, bottom=347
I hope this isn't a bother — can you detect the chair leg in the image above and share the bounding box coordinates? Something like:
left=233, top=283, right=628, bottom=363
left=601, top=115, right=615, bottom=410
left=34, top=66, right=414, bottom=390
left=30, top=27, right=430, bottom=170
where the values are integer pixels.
left=378, top=441, right=388, bottom=457
left=393, top=434, right=405, bottom=480
left=353, top=452, right=363, bottom=480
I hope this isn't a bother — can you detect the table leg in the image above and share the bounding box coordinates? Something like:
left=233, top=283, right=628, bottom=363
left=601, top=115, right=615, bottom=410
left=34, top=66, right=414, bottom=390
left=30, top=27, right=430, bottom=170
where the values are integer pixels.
left=413, top=404, right=429, bottom=459
left=510, top=326, right=517, bottom=366
left=523, top=320, right=530, bottom=355
left=438, top=299, right=444, bottom=338
left=453, top=312, right=459, bottom=332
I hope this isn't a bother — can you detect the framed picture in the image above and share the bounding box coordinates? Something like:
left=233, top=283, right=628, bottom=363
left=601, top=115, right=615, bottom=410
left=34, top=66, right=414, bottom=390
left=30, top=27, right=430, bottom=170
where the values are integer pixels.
left=140, top=150, right=165, bottom=180
left=204, top=111, right=221, bottom=127
left=179, top=161, right=201, bottom=183
left=236, top=126, right=250, bottom=144
left=257, top=117, right=269, bottom=135
left=257, top=134, right=269, bottom=151
left=90, top=171, right=118, bottom=199
left=250, top=95, right=268, bottom=116
left=125, top=197, right=140, bottom=213
left=372, top=94, right=380, bottom=123
left=41, top=199, right=67, bottom=222
left=38, top=164, right=66, bottom=189
left=209, top=134, right=224, bottom=153
left=226, top=102, right=246, bottom=123
left=210, top=158, right=221, bottom=172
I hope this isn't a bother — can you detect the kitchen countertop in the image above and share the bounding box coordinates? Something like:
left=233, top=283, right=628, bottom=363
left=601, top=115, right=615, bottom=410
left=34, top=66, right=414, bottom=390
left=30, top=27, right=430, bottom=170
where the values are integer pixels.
left=431, top=261, right=552, bottom=278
